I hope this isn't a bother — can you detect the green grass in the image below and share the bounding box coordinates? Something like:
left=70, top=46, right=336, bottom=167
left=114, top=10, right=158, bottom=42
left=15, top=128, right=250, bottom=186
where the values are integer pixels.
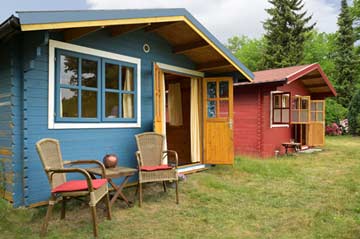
left=2, top=136, right=360, bottom=238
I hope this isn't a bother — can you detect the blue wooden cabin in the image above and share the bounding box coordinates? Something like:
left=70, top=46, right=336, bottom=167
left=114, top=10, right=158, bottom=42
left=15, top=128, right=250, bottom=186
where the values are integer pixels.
left=0, top=9, right=253, bottom=207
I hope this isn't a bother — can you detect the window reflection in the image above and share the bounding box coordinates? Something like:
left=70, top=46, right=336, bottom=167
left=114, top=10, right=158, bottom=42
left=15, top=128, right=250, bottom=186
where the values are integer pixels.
left=60, top=55, right=78, bottom=86
left=60, top=88, right=78, bottom=117
left=81, top=59, right=98, bottom=88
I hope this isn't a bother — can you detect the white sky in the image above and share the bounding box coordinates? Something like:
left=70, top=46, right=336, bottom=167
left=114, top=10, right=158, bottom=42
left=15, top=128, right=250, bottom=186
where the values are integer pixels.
left=86, top=0, right=340, bottom=41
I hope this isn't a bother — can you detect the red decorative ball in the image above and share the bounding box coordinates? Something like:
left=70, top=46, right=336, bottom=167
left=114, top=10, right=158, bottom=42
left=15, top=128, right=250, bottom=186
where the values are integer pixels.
left=103, top=154, right=118, bottom=168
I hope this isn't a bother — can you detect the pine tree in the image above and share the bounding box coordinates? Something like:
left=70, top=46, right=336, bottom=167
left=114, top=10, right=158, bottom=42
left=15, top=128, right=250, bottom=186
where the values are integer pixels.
left=263, top=0, right=315, bottom=69
left=334, top=0, right=356, bottom=107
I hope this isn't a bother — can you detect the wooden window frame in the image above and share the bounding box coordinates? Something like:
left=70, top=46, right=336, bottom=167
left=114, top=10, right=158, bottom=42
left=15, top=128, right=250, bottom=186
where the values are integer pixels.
left=272, top=92, right=291, bottom=125
left=48, top=40, right=141, bottom=129
left=291, top=96, right=310, bottom=124
left=310, top=100, right=325, bottom=123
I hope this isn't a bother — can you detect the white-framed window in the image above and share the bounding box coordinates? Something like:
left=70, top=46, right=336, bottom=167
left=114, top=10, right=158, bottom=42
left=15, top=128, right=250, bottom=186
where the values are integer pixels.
left=270, top=91, right=290, bottom=128
left=48, top=40, right=141, bottom=129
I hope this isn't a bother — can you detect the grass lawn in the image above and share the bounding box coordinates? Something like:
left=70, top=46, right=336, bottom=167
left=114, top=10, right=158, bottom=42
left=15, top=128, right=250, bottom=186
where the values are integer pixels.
left=1, top=136, right=360, bottom=238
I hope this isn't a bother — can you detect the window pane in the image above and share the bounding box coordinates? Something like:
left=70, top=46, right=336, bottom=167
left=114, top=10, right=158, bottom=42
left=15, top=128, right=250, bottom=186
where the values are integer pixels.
left=122, top=93, right=134, bottom=118
left=105, top=92, right=119, bottom=118
left=282, top=94, right=289, bottom=108
left=81, top=90, right=97, bottom=118
left=207, top=100, right=216, bottom=118
left=311, top=102, right=316, bottom=111
left=317, top=102, right=324, bottom=111
left=219, top=100, right=229, bottom=118
left=317, top=112, right=324, bottom=121
left=311, top=112, right=316, bottom=121
left=105, top=63, right=119, bottom=89
left=122, top=67, right=134, bottom=91
left=292, top=98, right=300, bottom=109
left=219, top=81, right=229, bottom=98
left=301, top=98, right=308, bottom=109
left=274, top=95, right=281, bottom=108
left=81, top=59, right=98, bottom=88
left=60, top=88, right=78, bottom=117
left=207, top=82, right=216, bottom=99
left=292, top=110, right=299, bottom=122
left=300, top=110, right=308, bottom=122
left=282, top=109, right=289, bottom=123
left=60, top=55, right=78, bottom=86
left=274, top=109, right=281, bottom=122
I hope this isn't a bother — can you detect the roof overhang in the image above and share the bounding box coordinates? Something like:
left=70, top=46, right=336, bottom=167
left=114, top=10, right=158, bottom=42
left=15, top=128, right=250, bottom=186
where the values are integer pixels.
left=234, top=78, right=287, bottom=87
left=0, top=15, right=20, bottom=43
left=287, top=63, right=337, bottom=97
left=15, top=9, right=254, bottom=81
left=234, top=63, right=336, bottom=97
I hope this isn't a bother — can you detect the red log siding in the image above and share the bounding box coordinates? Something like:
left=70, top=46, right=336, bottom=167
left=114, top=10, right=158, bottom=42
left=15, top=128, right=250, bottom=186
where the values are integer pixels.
left=234, top=80, right=312, bottom=158
left=234, top=87, right=261, bottom=157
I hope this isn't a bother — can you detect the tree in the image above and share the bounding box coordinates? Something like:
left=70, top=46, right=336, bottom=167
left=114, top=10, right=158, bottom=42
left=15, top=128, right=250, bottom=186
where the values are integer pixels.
left=334, top=0, right=357, bottom=107
left=263, top=0, right=315, bottom=69
left=348, top=89, right=360, bottom=135
left=302, top=30, right=337, bottom=79
left=226, top=36, right=266, bottom=71
left=352, top=0, right=360, bottom=43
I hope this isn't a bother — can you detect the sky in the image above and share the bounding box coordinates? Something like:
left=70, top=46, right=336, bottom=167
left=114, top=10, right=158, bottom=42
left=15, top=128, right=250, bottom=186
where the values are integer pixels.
left=0, top=0, right=341, bottom=42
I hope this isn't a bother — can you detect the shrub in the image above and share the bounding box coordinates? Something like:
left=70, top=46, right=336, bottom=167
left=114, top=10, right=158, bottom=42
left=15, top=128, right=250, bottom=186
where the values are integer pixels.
left=326, top=123, right=343, bottom=136
left=325, top=98, right=348, bottom=126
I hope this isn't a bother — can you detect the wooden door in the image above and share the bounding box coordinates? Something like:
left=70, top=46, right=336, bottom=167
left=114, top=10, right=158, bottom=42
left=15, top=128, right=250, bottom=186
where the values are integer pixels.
left=203, top=77, right=234, bottom=164
left=153, top=63, right=165, bottom=134
left=308, top=100, right=325, bottom=146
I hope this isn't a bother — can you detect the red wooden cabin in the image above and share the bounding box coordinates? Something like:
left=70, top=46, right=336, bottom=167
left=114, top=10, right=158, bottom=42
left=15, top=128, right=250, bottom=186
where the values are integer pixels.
left=234, top=63, right=337, bottom=157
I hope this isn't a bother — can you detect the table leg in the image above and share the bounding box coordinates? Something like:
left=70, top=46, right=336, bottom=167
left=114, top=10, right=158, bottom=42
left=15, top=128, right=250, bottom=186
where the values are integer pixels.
left=109, top=176, right=132, bottom=207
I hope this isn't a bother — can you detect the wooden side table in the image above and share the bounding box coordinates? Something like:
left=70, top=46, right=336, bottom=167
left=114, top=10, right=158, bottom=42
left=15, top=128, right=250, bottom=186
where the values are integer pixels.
left=281, top=142, right=301, bottom=155
left=86, top=166, right=137, bottom=207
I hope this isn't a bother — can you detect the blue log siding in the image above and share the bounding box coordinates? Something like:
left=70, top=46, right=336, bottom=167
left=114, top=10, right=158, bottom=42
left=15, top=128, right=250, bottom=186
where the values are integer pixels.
left=0, top=36, right=24, bottom=206
left=20, top=29, right=196, bottom=205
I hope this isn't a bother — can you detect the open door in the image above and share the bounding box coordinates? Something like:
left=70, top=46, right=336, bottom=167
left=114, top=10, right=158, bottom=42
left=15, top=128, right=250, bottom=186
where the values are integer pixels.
left=203, top=77, right=234, bottom=164
left=308, top=100, right=325, bottom=146
left=153, top=63, right=165, bottom=134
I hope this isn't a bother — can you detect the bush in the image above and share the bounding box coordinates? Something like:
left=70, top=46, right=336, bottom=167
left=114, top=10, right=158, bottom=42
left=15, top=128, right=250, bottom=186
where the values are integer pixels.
left=325, top=98, right=348, bottom=126
left=326, top=123, right=343, bottom=136
left=348, top=89, right=360, bottom=135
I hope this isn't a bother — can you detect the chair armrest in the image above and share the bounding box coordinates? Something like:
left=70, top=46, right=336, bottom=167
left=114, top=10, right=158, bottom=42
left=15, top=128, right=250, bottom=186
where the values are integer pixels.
left=47, top=168, right=95, bottom=192
left=163, top=150, right=178, bottom=168
left=135, top=151, right=142, bottom=168
left=66, top=160, right=106, bottom=178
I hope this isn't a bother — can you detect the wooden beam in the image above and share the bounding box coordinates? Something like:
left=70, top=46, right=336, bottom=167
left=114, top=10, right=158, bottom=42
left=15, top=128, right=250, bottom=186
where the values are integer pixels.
left=196, top=60, right=231, bottom=72
left=300, top=76, right=323, bottom=81
left=303, top=83, right=327, bottom=88
left=145, top=22, right=179, bottom=32
left=309, top=86, right=330, bottom=93
left=109, top=23, right=150, bottom=37
left=173, top=41, right=210, bottom=54
left=63, top=27, right=102, bottom=42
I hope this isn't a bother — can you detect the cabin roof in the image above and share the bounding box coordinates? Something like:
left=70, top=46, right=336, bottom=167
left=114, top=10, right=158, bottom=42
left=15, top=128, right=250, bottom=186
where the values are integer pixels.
left=234, top=63, right=337, bottom=97
left=1, top=9, right=254, bottom=80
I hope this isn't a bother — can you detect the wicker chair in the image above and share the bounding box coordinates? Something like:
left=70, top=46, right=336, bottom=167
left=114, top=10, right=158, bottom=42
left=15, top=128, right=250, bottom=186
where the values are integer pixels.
left=36, top=138, right=111, bottom=238
left=135, top=132, right=179, bottom=207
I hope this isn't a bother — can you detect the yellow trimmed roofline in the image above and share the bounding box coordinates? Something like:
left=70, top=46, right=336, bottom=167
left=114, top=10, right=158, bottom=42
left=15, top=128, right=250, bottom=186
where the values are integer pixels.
left=21, top=15, right=252, bottom=82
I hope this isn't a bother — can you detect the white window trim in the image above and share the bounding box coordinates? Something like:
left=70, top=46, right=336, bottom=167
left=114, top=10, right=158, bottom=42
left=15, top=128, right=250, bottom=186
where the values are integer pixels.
left=270, top=91, right=289, bottom=128
left=156, top=62, right=204, bottom=78
left=48, top=39, right=141, bottom=129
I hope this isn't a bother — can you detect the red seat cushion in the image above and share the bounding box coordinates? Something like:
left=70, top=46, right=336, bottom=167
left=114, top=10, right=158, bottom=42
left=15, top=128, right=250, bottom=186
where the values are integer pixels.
left=140, top=165, right=172, bottom=171
left=51, top=179, right=107, bottom=193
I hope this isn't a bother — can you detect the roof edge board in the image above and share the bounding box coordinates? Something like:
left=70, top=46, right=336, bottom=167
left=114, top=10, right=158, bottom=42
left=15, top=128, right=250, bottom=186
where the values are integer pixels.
left=20, top=16, right=185, bottom=31
left=18, top=10, right=254, bottom=81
